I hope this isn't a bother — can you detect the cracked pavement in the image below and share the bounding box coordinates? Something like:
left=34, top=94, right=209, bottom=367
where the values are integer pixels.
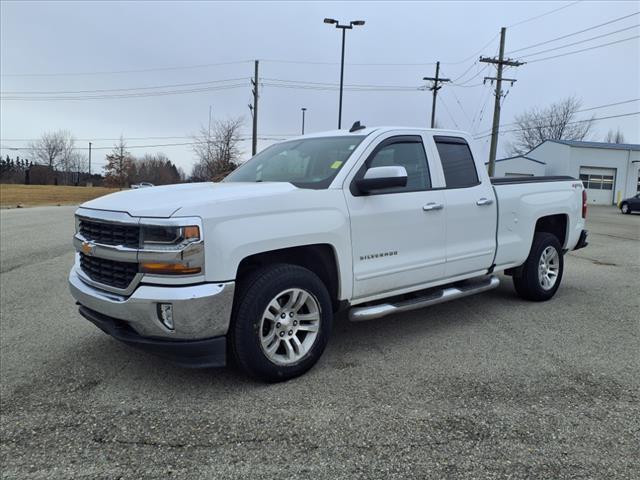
left=1, top=205, right=639, bottom=479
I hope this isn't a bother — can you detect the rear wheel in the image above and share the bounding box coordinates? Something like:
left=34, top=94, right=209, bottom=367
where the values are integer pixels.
left=621, top=203, right=630, bottom=214
left=229, top=264, right=333, bottom=382
left=513, top=232, right=564, bottom=301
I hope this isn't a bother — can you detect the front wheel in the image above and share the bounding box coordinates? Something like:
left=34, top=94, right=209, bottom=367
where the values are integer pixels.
left=229, top=264, right=333, bottom=382
left=621, top=203, right=630, bottom=214
left=513, top=232, right=564, bottom=301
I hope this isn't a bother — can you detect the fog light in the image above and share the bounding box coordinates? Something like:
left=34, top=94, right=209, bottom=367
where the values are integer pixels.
left=157, top=303, right=174, bottom=330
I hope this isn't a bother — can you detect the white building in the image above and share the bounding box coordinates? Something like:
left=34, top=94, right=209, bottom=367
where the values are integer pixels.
left=489, top=140, right=640, bottom=205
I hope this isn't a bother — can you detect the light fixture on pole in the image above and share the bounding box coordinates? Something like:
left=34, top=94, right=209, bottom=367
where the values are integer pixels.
left=301, top=107, right=307, bottom=134
left=323, top=18, right=365, bottom=129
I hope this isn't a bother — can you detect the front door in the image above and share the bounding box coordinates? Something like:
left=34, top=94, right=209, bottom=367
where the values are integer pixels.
left=345, top=135, right=447, bottom=300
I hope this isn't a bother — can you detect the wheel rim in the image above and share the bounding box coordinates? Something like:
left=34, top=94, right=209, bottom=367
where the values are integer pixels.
left=622, top=204, right=628, bottom=213
left=259, top=288, right=321, bottom=365
left=538, top=246, right=560, bottom=290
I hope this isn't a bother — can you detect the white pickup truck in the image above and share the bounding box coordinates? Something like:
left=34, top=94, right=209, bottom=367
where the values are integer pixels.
left=69, top=126, right=588, bottom=381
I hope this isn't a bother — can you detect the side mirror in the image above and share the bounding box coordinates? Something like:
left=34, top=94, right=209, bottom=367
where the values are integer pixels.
left=356, top=166, right=407, bottom=193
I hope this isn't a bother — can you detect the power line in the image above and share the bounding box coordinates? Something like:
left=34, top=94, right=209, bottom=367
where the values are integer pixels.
left=515, top=24, right=639, bottom=60
left=0, top=60, right=253, bottom=77
left=1, top=77, right=250, bottom=95
left=1, top=83, right=247, bottom=101
left=261, top=82, right=419, bottom=92
left=448, top=88, right=474, bottom=129
left=473, top=111, right=640, bottom=139
left=0, top=137, right=292, bottom=152
left=438, top=95, right=460, bottom=129
left=475, top=98, right=640, bottom=136
left=507, top=0, right=583, bottom=28
left=0, top=133, right=295, bottom=142
left=262, top=77, right=419, bottom=89
left=440, top=33, right=500, bottom=66
left=506, top=11, right=640, bottom=54
left=526, top=35, right=640, bottom=63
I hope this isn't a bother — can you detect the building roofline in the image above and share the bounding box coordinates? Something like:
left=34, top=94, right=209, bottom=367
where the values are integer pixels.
left=529, top=139, right=640, bottom=153
left=488, top=155, right=546, bottom=165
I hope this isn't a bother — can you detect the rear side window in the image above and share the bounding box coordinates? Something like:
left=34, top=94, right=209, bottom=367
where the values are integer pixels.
left=434, top=136, right=479, bottom=188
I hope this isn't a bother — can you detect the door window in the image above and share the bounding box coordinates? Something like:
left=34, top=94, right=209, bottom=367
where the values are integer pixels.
left=434, top=136, right=479, bottom=188
left=362, top=139, right=431, bottom=194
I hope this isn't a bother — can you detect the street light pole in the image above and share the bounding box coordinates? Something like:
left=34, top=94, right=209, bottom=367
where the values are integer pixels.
left=324, top=18, right=365, bottom=129
left=301, top=107, right=307, bottom=135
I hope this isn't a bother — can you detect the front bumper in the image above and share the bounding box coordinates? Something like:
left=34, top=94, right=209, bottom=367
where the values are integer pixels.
left=78, top=306, right=226, bottom=368
left=69, top=267, right=235, bottom=340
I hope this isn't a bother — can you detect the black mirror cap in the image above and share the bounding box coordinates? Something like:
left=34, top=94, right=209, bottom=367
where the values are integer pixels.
left=355, top=175, right=407, bottom=194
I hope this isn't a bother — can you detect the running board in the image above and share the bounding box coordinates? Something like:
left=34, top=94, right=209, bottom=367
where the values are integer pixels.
left=349, top=275, right=500, bottom=322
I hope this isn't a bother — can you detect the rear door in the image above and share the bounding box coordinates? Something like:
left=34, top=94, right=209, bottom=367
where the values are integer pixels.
left=432, top=136, right=497, bottom=278
left=345, top=133, right=446, bottom=300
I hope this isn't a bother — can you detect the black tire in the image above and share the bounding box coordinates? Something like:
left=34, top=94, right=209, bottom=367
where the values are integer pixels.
left=512, top=232, right=564, bottom=302
left=620, top=203, right=630, bottom=214
left=229, top=264, right=333, bottom=382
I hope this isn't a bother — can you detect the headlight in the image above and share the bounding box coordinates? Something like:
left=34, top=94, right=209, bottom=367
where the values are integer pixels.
left=139, top=223, right=203, bottom=275
left=141, top=225, right=200, bottom=250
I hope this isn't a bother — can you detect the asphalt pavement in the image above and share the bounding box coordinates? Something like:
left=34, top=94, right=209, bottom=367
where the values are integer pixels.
left=1, top=205, right=638, bottom=479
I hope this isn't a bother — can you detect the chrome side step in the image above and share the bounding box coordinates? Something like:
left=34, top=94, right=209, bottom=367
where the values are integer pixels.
left=349, top=275, right=500, bottom=322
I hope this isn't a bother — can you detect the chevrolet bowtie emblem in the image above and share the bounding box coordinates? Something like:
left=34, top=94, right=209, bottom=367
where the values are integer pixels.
left=81, top=241, right=96, bottom=256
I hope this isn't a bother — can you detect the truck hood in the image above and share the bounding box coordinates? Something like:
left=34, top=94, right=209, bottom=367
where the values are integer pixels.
left=80, top=182, right=299, bottom=218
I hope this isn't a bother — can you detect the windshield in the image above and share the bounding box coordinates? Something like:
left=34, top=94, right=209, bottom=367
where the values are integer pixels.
left=225, top=135, right=366, bottom=189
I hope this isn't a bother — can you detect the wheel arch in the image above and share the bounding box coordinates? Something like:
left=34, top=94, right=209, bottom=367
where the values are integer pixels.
left=534, top=213, right=568, bottom=249
left=235, top=244, right=343, bottom=311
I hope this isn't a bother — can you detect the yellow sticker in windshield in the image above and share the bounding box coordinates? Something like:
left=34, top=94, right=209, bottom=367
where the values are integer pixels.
left=330, top=161, right=343, bottom=169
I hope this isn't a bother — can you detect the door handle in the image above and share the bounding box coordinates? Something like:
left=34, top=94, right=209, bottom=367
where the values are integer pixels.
left=476, top=197, right=494, bottom=206
left=423, top=202, right=444, bottom=211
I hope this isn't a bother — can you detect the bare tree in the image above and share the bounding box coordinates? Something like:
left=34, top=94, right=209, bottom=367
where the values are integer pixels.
left=103, top=136, right=134, bottom=188
left=506, top=96, right=594, bottom=156
left=604, top=128, right=625, bottom=144
left=191, top=117, right=243, bottom=181
left=28, top=130, right=75, bottom=169
left=58, top=151, right=89, bottom=185
left=131, top=152, right=182, bottom=185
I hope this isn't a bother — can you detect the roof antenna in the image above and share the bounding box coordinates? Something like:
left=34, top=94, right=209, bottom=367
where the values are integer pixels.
left=349, top=121, right=366, bottom=133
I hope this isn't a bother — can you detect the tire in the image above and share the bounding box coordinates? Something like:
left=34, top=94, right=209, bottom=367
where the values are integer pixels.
left=229, top=264, right=333, bottom=382
left=512, top=232, right=564, bottom=302
left=621, top=203, right=630, bottom=214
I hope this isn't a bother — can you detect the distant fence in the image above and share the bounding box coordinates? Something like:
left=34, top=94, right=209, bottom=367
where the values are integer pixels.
left=0, top=163, right=103, bottom=186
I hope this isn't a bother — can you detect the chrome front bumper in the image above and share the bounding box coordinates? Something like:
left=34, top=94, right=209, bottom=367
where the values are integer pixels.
left=69, top=268, right=235, bottom=340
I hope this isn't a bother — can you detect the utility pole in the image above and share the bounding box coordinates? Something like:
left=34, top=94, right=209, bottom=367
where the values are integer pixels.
left=301, top=108, right=307, bottom=135
left=480, top=27, right=525, bottom=176
left=251, top=60, right=259, bottom=156
left=88, top=142, right=92, bottom=176
left=423, top=61, right=450, bottom=128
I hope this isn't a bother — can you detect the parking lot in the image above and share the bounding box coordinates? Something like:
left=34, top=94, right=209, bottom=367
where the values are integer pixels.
left=1, top=205, right=638, bottom=479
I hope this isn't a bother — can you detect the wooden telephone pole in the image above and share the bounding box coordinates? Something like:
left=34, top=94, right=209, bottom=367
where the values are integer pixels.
left=423, top=61, right=450, bottom=128
left=251, top=60, right=259, bottom=156
left=480, top=27, right=525, bottom=176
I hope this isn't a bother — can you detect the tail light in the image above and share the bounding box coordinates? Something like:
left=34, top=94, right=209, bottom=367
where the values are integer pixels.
left=582, top=189, right=588, bottom=219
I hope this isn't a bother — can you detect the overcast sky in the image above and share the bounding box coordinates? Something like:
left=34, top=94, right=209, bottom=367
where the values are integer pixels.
left=1, top=0, right=639, bottom=174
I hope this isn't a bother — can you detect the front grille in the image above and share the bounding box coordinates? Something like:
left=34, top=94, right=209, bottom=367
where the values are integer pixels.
left=79, top=219, right=139, bottom=247
left=80, top=253, right=138, bottom=290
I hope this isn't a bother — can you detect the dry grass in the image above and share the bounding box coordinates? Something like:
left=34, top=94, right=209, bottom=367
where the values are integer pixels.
left=0, top=184, right=120, bottom=208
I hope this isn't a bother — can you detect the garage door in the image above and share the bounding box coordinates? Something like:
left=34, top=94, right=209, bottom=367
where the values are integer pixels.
left=579, top=167, right=615, bottom=205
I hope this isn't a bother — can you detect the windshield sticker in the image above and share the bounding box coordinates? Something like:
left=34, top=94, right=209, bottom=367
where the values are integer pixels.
left=330, top=161, right=343, bottom=169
